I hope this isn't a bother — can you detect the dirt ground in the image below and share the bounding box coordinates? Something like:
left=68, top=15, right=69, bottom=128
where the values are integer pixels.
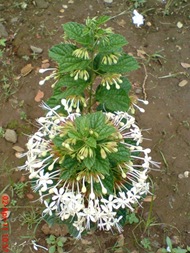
left=0, top=0, right=190, bottom=252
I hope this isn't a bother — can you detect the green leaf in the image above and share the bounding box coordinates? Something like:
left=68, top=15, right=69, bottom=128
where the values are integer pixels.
left=55, top=75, right=88, bottom=89
left=102, top=171, right=114, bottom=194
left=97, top=125, right=116, bottom=140
left=57, top=240, right=64, bottom=247
left=92, top=156, right=110, bottom=175
left=97, top=34, right=128, bottom=52
left=126, top=212, right=139, bottom=224
left=75, top=115, right=90, bottom=135
left=49, top=245, right=56, bottom=253
left=47, top=78, right=88, bottom=107
left=59, top=55, right=90, bottom=72
left=99, top=53, right=139, bottom=73
left=46, top=234, right=56, bottom=245
left=166, top=237, right=173, bottom=251
left=116, top=207, right=127, bottom=226
left=63, top=22, right=92, bottom=45
left=96, top=16, right=110, bottom=25
left=83, top=155, right=96, bottom=169
left=49, top=43, right=76, bottom=63
left=108, top=143, right=130, bottom=163
left=60, top=157, right=78, bottom=180
left=173, top=249, right=187, bottom=253
left=86, top=137, right=97, bottom=148
left=87, top=111, right=106, bottom=130
left=96, top=77, right=131, bottom=111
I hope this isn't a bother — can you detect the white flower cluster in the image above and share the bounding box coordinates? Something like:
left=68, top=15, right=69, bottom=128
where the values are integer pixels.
left=20, top=104, right=158, bottom=238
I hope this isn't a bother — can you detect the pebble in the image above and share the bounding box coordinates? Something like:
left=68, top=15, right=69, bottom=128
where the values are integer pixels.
left=178, top=171, right=189, bottom=179
left=12, top=145, right=25, bottom=152
left=184, top=171, right=189, bottom=178
left=0, top=23, right=8, bottom=38
left=35, top=0, right=49, bottom=9
left=30, top=45, right=43, bottom=54
left=104, top=0, right=113, bottom=3
left=4, top=129, right=17, bottom=143
left=11, top=17, right=19, bottom=23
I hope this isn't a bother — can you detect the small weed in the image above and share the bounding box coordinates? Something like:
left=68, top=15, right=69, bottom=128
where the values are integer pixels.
left=10, top=199, right=18, bottom=206
left=141, top=237, right=152, bottom=250
left=0, top=73, right=19, bottom=101
left=20, top=111, right=27, bottom=120
left=0, top=38, right=6, bottom=58
left=21, top=209, right=41, bottom=229
left=160, top=236, right=190, bottom=253
left=130, top=0, right=147, bottom=8
left=46, top=234, right=67, bottom=253
left=13, top=182, right=28, bottom=199
left=126, top=212, right=139, bottom=224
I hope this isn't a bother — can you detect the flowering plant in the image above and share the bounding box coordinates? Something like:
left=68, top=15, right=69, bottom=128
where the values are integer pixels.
left=20, top=16, right=157, bottom=238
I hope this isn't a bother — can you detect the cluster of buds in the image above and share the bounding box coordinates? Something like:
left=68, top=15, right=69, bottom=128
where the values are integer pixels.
left=61, top=96, right=87, bottom=114
left=101, top=73, right=123, bottom=90
left=70, top=69, right=89, bottom=81
left=72, top=47, right=90, bottom=60
left=101, top=53, right=121, bottom=65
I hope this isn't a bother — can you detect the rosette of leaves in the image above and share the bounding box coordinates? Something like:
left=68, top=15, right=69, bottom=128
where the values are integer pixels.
left=45, top=16, right=138, bottom=113
left=20, top=107, right=152, bottom=238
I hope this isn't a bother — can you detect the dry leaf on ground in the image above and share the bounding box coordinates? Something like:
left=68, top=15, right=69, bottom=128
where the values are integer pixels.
left=143, top=195, right=156, bottom=202
left=137, top=49, right=146, bottom=59
left=35, top=90, right=44, bottom=102
left=181, top=62, right=190, bottom=69
left=178, top=80, right=188, bottom=87
left=21, top=63, right=33, bottom=76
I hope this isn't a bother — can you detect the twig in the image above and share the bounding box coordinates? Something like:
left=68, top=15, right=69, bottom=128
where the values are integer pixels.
left=110, top=10, right=129, bottom=20
left=142, top=63, right=148, bottom=100
left=158, top=71, right=188, bottom=79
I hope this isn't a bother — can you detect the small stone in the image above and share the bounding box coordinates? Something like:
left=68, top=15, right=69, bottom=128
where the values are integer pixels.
left=135, top=88, right=142, bottom=94
left=35, top=0, right=49, bottom=9
left=178, top=173, right=184, bottom=179
left=0, top=23, right=8, bottom=38
left=12, top=145, right=25, bottom=152
left=184, top=171, right=189, bottom=178
left=11, top=17, right=19, bottom=23
left=177, top=21, right=183, bottom=29
left=30, top=45, right=43, bottom=54
left=4, top=129, right=17, bottom=143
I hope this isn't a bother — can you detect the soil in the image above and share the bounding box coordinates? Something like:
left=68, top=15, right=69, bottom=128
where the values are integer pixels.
left=0, top=0, right=190, bottom=253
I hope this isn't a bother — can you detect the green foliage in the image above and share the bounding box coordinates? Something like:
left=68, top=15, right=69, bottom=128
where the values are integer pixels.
left=160, top=236, right=190, bottom=253
left=0, top=127, right=5, bottom=138
left=13, top=182, right=28, bottom=199
left=141, top=237, right=152, bottom=250
left=21, top=209, right=41, bottom=229
left=46, top=234, right=67, bottom=253
left=130, top=0, right=147, bottom=8
left=126, top=212, right=139, bottom=224
left=47, top=16, right=138, bottom=111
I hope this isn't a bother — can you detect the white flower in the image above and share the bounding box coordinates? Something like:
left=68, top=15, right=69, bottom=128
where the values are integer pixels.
left=43, top=200, right=57, bottom=216
left=31, top=240, right=48, bottom=251
left=132, top=10, right=144, bottom=27
left=36, top=170, right=54, bottom=192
